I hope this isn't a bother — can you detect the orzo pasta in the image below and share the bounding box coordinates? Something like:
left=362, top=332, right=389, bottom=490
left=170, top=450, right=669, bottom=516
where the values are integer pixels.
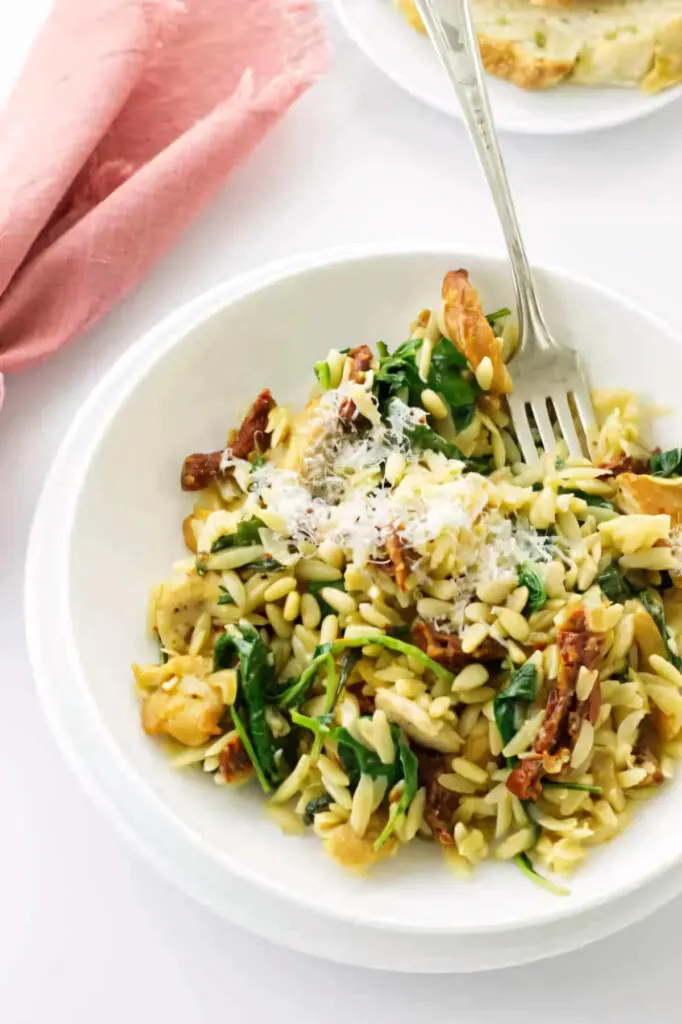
left=134, top=268, right=682, bottom=894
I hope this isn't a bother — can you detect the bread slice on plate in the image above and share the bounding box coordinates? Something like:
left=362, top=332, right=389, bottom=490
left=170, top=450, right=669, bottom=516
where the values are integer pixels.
left=394, top=0, right=682, bottom=92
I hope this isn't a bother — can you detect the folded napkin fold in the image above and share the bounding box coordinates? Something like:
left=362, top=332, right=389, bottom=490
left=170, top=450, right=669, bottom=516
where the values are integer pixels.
left=0, top=0, right=327, bottom=408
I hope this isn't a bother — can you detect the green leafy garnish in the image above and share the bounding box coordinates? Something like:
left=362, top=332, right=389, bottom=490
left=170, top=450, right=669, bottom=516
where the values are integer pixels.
left=559, top=488, right=614, bottom=511
left=314, top=361, right=331, bottom=390
left=210, top=517, right=265, bottom=553
left=517, top=563, right=547, bottom=613
left=399, top=417, right=492, bottom=475
left=244, top=556, right=282, bottom=572
left=485, top=307, right=511, bottom=329
left=307, top=578, right=346, bottom=618
left=277, top=635, right=452, bottom=710
left=493, top=663, right=538, bottom=753
left=597, top=563, right=633, bottom=604
left=426, top=337, right=478, bottom=432
left=554, top=457, right=565, bottom=470
left=374, top=734, right=419, bottom=851
left=513, top=853, right=569, bottom=897
left=335, top=725, right=400, bottom=788
left=251, top=454, right=266, bottom=471
left=230, top=706, right=272, bottom=793
left=303, top=794, right=333, bottom=826
left=651, top=448, right=682, bottom=478
left=217, top=593, right=235, bottom=605
left=214, top=623, right=280, bottom=790
left=640, top=591, right=682, bottom=670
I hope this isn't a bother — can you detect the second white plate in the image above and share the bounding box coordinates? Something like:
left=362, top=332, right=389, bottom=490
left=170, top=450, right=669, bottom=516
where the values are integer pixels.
left=334, top=0, right=682, bottom=135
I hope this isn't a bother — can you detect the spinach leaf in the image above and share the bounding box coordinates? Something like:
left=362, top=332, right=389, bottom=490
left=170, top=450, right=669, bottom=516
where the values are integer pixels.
left=303, top=794, right=333, bottom=826
left=493, top=663, right=538, bottom=753
left=559, top=488, right=614, bottom=511
left=230, top=706, right=272, bottom=793
left=514, top=853, right=569, bottom=897
left=597, top=563, right=633, bottom=604
left=214, top=623, right=280, bottom=789
left=640, top=592, right=682, bottom=670
left=277, top=634, right=453, bottom=709
left=651, top=448, right=682, bottom=478
left=426, top=337, right=478, bottom=432
left=554, top=457, right=565, bottom=470
left=217, top=593, right=235, bottom=605
left=374, top=734, right=419, bottom=851
left=244, top=556, right=283, bottom=572
left=210, top=517, right=265, bottom=554
left=307, top=578, right=346, bottom=618
left=334, top=725, right=400, bottom=789
left=401, top=420, right=492, bottom=475
left=517, top=563, right=547, bottom=613
left=251, top=455, right=266, bottom=471
left=374, top=339, right=423, bottom=408
left=485, top=307, right=511, bottom=329
left=314, top=360, right=331, bottom=390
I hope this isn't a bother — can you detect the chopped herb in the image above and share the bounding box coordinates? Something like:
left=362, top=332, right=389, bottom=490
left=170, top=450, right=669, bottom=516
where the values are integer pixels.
left=335, top=725, right=400, bottom=789
left=517, top=563, right=547, bottom=613
left=251, top=454, right=266, bottom=471
left=244, top=556, right=282, bottom=572
left=559, top=488, right=614, bottom=511
left=513, top=853, right=569, bottom=896
left=303, top=793, right=333, bottom=826
left=400, top=418, right=492, bottom=475
left=534, top=30, right=547, bottom=48
left=339, top=347, right=350, bottom=355
left=493, top=663, right=538, bottom=756
left=217, top=593, right=235, bottom=605
left=485, top=307, right=511, bottom=329
left=159, top=641, right=169, bottom=665
left=210, top=517, right=265, bottom=553
left=308, top=578, right=346, bottom=618
left=640, top=592, right=682, bottom=670
left=374, top=734, right=419, bottom=851
left=597, top=563, right=633, bottom=604
left=230, top=706, right=271, bottom=793
left=426, top=337, right=478, bottom=432
left=554, top=457, right=565, bottom=470
left=314, top=361, right=331, bottom=390
left=277, top=635, right=452, bottom=710
left=214, top=622, right=280, bottom=788
left=651, top=448, right=682, bottom=477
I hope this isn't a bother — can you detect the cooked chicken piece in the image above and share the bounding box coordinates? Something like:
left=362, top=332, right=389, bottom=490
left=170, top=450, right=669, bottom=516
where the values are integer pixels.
left=617, top=473, right=682, bottom=524
left=141, top=676, right=223, bottom=747
left=155, top=571, right=220, bottom=654
left=218, top=733, right=254, bottom=785
left=375, top=689, right=461, bottom=753
left=323, top=815, right=399, bottom=870
left=442, top=270, right=512, bottom=394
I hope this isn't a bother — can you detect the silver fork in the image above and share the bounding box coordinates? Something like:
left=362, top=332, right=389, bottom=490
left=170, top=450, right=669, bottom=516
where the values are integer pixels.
left=414, top=0, right=595, bottom=464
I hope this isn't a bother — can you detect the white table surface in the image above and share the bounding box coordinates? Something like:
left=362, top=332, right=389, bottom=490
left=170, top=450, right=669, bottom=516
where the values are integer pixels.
left=3, top=3, right=682, bottom=1020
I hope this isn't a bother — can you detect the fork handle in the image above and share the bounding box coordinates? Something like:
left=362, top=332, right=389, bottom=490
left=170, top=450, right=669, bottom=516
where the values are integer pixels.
left=414, top=0, right=551, bottom=350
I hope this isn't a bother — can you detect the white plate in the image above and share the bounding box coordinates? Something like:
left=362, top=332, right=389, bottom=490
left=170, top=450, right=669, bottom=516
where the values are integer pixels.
left=333, top=0, right=682, bottom=135
left=25, top=244, right=682, bottom=969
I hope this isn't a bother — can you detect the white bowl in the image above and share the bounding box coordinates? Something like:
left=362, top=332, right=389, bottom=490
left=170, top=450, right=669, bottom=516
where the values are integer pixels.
left=333, top=0, right=682, bottom=135
left=26, top=245, right=682, bottom=960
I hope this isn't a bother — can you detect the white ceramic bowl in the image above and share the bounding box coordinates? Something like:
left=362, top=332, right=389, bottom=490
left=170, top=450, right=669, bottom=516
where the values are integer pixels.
left=334, top=0, right=682, bottom=135
left=26, top=246, right=682, bottom=962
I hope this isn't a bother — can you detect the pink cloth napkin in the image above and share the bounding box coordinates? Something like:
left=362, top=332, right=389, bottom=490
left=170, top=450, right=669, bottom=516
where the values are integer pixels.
left=0, top=0, right=327, bottom=408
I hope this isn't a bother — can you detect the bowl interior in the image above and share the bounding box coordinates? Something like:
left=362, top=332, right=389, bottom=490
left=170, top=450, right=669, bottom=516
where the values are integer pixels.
left=335, top=0, right=682, bottom=134
left=64, top=249, right=682, bottom=933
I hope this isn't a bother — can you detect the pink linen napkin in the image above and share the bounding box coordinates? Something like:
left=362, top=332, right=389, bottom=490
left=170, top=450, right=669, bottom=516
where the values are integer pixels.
left=0, top=0, right=327, bottom=408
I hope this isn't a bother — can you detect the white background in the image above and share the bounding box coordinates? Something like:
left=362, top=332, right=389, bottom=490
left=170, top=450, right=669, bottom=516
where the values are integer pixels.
left=3, top=3, right=682, bottom=1021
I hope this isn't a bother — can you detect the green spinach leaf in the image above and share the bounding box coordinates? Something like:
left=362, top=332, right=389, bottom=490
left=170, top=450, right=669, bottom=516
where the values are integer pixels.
left=517, top=563, right=547, bottom=613
left=374, top=734, right=419, bottom=851
left=485, top=307, right=511, bottom=330
left=243, top=556, right=283, bottom=572
left=214, top=623, right=280, bottom=789
left=597, top=563, right=633, bottom=604
left=303, top=794, right=333, bottom=826
left=334, top=725, right=400, bottom=789
left=400, top=418, right=492, bottom=475
left=307, top=578, right=346, bottom=618
left=314, top=361, right=331, bottom=390
left=514, top=853, right=569, bottom=897
left=493, top=663, right=538, bottom=753
left=210, top=517, right=265, bottom=554
left=559, top=488, right=614, bottom=511
left=651, top=448, right=682, bottom=478
left=640, top=591, right=682, bottom=670
left=426, top=337, right=478, bottom=432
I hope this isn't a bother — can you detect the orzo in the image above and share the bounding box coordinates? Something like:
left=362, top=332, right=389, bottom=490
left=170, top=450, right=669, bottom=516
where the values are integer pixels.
left=134, top=268, right=682, bottom=893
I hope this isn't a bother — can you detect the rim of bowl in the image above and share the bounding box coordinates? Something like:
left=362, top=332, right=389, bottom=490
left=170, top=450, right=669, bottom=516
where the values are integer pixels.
left=331, top=0, right=682, bottom=136
left=25, top=242, right=682, bottom=935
